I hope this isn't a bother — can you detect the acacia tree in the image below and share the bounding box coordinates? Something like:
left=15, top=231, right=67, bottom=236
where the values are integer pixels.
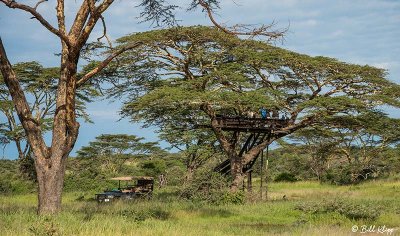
left=1, top=62, right=58, bottom=161
left=0, top=62, right=93, bottom=159
left=289, top=111, right=400, bottom=182
left=112, top=26, right=400, bottom=191
left=0, top=62, right=94, bottom=181
left=0, top=0, right=283, bottom=214
left=76, top=134, right=164, bottom=174
left=76, top=134, right=163, bottom=158
left=159, top=127, right=221, bottom=183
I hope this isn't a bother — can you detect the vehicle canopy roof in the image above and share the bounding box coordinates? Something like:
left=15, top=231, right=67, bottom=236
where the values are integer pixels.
left=110, top=176, right=154, bottom=181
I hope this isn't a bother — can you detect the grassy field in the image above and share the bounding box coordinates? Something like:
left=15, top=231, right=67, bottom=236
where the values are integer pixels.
left=1, top=180, right=399, bottom=236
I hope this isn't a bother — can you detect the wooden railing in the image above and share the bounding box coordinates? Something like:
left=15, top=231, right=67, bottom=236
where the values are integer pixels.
left=215, top=115, right=289, bottom=131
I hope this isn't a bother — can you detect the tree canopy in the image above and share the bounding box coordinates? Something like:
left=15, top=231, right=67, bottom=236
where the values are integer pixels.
left=0, top=62, right=97, bottom=159
left=76, top=134, right=164, bottom=158
left=105, top=26, right=400, bottom=190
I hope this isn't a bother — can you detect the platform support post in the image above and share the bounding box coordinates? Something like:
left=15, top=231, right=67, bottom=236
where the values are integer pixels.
left=260, top=150, right=264, bottom=199
left=247, top=171, right=252, bottom=192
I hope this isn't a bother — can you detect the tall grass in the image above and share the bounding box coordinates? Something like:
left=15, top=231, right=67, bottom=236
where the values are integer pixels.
left=0, top=180, right=399, bottom=236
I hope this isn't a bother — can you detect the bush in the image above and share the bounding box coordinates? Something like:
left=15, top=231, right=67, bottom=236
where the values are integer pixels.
left=18, top=156, right=37, bottom=181
left=0, top=160, right=35, bottom=194
left=179, top=170, right=243, bottom=205
left=220, top=191, right=245, bottom=205
left=274, top=172, right=297, bottom=182
left=141, top=160, right=167, bottom=176
left=29, top=218, right=61, bottom=236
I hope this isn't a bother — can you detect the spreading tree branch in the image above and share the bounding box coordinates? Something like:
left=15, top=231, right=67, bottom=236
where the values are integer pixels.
left=77, top=42, right=143, bottom=87
left=76, top=0, right=115, bottom=48
left=0, top=0, right=71, bottom=47
left=0, top=37, right=50, bottom=159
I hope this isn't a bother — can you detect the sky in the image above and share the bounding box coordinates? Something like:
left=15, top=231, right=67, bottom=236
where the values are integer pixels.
left=0, top=0, right=399, bottom=159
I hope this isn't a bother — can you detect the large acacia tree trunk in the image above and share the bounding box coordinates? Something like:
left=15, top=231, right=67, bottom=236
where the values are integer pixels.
left=35, top=156, right=67, bottom=214
left=1, top=37, right=79, bottom=214
left=230, top=153, right=245, bottom=192
left=34, top=47, right=80, bottom=214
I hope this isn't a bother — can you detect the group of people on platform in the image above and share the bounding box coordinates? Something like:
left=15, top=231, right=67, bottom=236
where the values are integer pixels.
left=246, top=107, right=288, bottom=120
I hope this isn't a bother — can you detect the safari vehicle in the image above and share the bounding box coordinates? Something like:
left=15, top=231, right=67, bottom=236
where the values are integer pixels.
left=95, top=176, right=154, bottom=203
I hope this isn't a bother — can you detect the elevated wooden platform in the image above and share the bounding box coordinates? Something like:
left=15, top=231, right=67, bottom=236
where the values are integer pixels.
left=213, top=115, right=290, bottom=177
left=215, top=115, right=289, bottom=132
left=214, top=132, right=269, bottom=175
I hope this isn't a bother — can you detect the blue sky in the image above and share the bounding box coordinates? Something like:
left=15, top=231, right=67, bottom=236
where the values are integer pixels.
left=1, top=0, right=399, bottom=158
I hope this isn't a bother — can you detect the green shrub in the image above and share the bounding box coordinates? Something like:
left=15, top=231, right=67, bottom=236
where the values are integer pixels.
left=18, top=156, right=37, bottom=181
left=220, top=191, right=245, bottom=205
left=274, top=172, right=297, bottom=182
left=0, top=160, right=35, bottom=194
left=179, top=170, right=243, bottom=205
left=141, top=160, right=167, bottom=176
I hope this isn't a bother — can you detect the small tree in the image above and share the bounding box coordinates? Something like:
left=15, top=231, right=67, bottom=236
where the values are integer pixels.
left=160, top=128, right=221, bottom=183
left=76, top=134, right=163, bottom=157
left=0, top=62, right=59, bottom=161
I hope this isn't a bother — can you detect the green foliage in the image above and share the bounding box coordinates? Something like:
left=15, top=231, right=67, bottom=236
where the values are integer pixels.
left=219, top=191, right=245, bottom=205
left=63, top=151, right=186, bottom=192
left=29, top=218, right=61, bottom=236
left=18, top=155, right=36, bottom=181
left=141, top=159, right=167, bottom=176
left=253, top=143, right=400, bottom=185
left=0, top=160, right=35, bottom=194
left=0, top=178, right=12, bottom=193
left=115, top=26, right=399, bottom=124
left=76, top=134, right=164, bottom=158
left=179, top=169, right=243, bottom=204
left=108, top=26, right=400, bottom=190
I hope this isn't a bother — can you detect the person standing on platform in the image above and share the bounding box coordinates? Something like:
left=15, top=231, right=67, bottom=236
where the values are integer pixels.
left=260, top=107, right=268, bottom=119
left=272, top=109, right=279, bottom=119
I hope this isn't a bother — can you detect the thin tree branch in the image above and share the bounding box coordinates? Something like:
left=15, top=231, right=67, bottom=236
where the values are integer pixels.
left=77, top=42, right=143, bottom=87
left=97, top=15, right=113, bottom=48
left=34, top=0, right=47, bottom=10
left=0, top=0, right=71, bottom=47
left=198, top=0, right=286, bottom=41
left=76, top=0, right=115, bottom=48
